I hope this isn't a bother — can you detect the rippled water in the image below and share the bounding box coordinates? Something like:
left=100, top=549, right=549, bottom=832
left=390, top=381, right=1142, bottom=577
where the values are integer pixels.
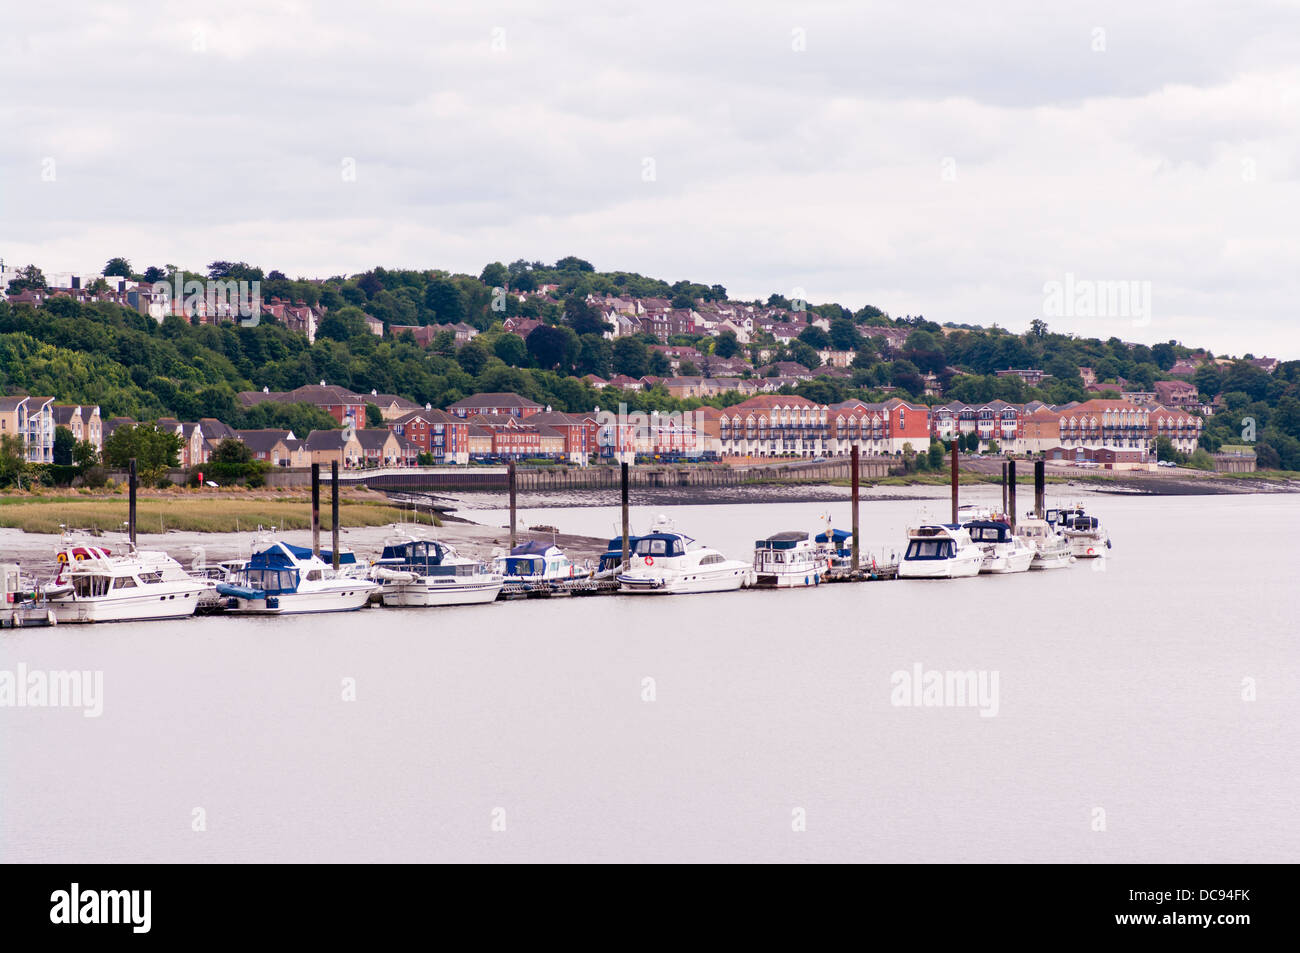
left=2, top=488, right=1296, bottom=862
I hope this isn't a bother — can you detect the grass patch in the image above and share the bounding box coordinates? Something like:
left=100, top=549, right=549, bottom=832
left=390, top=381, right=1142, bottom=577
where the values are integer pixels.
left=0, top=497, right=440, bottom=535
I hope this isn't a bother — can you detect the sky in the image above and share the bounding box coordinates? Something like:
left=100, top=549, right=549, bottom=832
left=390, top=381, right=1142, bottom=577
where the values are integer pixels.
left=2, top=0, right=1298, bottom=357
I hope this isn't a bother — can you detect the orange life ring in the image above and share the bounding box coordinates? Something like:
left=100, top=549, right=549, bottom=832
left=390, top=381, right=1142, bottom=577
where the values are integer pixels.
left=75, top=553, right=85, bottom=561
left=645, top=555, right=655, bottom=566
left=57, top=553, right=68, bottom=563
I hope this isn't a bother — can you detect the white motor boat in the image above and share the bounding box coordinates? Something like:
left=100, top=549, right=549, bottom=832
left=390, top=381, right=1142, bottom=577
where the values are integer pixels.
left=492, top=540, right=580, bottom=582
left=371, top=532, right=503, bottom=607
left=1017, top=517, right=1074, bottom=570
left=47, top=541, right=214, bottom=623
left=216, top=541, right=377, bottom=614
left=965, top=519, right=1035, bottom=574
left=898, top=524, right=984, bottom=579
left=1049, top=505, right=1111, bottom=558
left=617, top=517, right=752, bottom=594
left=753, top=531, right=825, bottom=588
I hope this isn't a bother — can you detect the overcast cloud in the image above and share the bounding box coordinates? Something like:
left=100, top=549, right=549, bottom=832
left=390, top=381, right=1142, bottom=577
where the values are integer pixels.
left=2, top=0, right=1298, bottom=356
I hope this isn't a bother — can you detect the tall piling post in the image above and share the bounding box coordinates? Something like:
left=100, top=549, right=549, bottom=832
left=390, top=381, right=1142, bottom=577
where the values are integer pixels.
left=330, top=461, right=340, bottom=570
left=311, top=463, right=321, bottom=557
left=850, top=444, right=860, bottom=573
left=950, top=440, right=959, bottom=524
left=1034, top=459, right=1046, bottom=518
left=1001, top=462, right=1008, bottom=516
left=620, top=461, right=630, bottom=568
left=1007, top=460, right=1017, bottom=531
left=508, top=460, right=517, bottom=548
left=128, top=458, right=137, bottom=546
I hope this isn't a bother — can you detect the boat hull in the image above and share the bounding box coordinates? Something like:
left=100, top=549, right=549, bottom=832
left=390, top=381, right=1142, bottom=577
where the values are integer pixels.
left=1030, top=549, right=1074, bottom=570
left=1068, top=534, right=1110, bottom=558
left=752, top=567, right=823, bottom=588
left=51, top=586, right=208, bottom=624
left=618, top=566, right=749, bottom=594
left=220, top=585, right=376, bottom=614
left=380, top=578, right=503, bottom=607
left=899, top=555, right=982, bottom=579
left=979, top=548, right=1036, bottom=574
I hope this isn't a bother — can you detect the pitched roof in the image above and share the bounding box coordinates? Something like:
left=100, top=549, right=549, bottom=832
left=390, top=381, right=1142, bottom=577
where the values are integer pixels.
left=355, top=429, right=396, bottom=450
left=446, top=392, right=542, bottom=411
left=236, top=429, right=292, bottom=453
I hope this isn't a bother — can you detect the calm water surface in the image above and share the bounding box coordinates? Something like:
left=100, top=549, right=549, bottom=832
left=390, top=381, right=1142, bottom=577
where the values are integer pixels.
left=2, top=489, right=1296, bottom=862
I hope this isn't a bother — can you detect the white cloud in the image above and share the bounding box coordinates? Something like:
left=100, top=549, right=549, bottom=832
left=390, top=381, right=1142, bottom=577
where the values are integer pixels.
left=1, top=0, right=1297, bottom=356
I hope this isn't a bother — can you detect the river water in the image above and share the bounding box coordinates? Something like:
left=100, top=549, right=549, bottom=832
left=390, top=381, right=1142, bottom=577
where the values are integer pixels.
left=2, top=488, right=1296, bottom=862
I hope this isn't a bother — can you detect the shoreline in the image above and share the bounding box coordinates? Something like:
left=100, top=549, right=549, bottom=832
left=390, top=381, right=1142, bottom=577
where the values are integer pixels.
left=2, top=473, right=1295, bottom=572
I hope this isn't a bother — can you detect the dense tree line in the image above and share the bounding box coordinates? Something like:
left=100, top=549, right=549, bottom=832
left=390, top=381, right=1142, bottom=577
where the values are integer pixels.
left=3, top=257, right=1297, bottom=470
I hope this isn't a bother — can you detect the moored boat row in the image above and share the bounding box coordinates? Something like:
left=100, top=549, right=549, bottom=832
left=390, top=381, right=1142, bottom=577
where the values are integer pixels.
left=2, top=499, right=1111, bottom=624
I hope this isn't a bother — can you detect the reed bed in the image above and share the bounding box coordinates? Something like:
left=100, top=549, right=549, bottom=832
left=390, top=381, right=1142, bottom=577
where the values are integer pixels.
left=0, top=498, right=439, bottom=535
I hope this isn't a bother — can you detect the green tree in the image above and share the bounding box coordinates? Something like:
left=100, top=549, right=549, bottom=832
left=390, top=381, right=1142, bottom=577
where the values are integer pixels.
left=494, top=334, right=528, bottom=366
left=72, top=440, right=99, bottom=470
left=6, top=264, right=46, bottom=294
left=0, top=434, right=29, bottom=487
left=211, top=437, right=253, bottom=464
left=479, top=262, right=508, bottom=288
left=456, top=339, right=490, bottom=376
left=612, top=337, right=649, bottom=378
left=53, top=425, right=77, bottom=466
left=828, top=318, right=863, bottom=351
left=365, top=403, right=384, bottom=427
left=564, top=295, right=609, bottom=336
left=798, top=325, right=831, bottom=350
left=102, top=424, right=182, bottom=483
left=928, top=440, right=945, bottom=469
left=789, top=341, right=821, bottom=370
left=714, top=331, right=739, bottom=359
left=103, top=257, right=133, bottom=278
left=526, top=325, right=580, bottom=371
left=424, top=279, right=466, bottom=324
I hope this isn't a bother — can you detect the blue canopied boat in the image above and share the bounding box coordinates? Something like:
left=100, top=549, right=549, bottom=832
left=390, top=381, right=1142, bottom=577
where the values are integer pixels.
left=595, top=535, right=641, bottom=577
left=370, top=532, right=503, bottom=606
left=217, top=540, right=376, bottom=614
left=492, top=540, right=577, bottom=581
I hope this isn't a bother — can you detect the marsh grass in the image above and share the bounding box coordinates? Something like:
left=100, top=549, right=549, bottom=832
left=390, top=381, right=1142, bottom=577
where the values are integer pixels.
left=0, top=497, right=440, bottom=535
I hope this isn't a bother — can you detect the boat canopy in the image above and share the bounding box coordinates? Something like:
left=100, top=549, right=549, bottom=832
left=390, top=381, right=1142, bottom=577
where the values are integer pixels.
left=756, top=530, right=809, bottom=549
left=250, top=542, right=353, bottom=567
left=510, top=540, right=561, bottom=557
left=378, top=539, right=454, bottom=572
left=814, top=528, right=851, bottom=544
left=964, top=519, right=1013, bottom=543
left=633, top=534, right=689, bottom=558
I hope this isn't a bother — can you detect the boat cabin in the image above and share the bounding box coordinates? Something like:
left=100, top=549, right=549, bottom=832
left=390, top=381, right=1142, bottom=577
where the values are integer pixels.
left=904, top=525, right=962, bottom=561
left=963, top=520, right=1014, bottom=544
left=377, top=539, right=478, bottom=577
left=633, top=533, right=691, bottom=559
left=495, top=540, right=572, bottom=578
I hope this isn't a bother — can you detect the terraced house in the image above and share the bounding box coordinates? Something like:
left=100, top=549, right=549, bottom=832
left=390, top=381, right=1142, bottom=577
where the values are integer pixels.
left=1056, top=399, right=1154, bottom=454
left=930, top=400, right=1024, bottom=447
left=0, top=395, right=57, bottom=462
left=389, top=408, right=468, bottom=464
left=703, top=396, right=832, bottom=458
left=51, top=404, right=103, bottom=453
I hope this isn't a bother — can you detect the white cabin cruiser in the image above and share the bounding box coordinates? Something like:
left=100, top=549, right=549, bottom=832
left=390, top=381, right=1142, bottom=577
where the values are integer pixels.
left=1048, top=505, right=1111, bottom=558
left=753, top=531, right=824, bottom=588
left=964, top=519, right=1035, bottom=574
left=216, top=541, right=377, bottom=614
left=492, top=540, right=578, bottom=582
left=898, top=524, right=984, bottom=579
left=618, top=518, right=752, bottom=594
left=1017, top=517, right=1074, bottom=570
left=47, top=542, right=214, bottom=623
left=371, top=532, right=503, bottom=607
